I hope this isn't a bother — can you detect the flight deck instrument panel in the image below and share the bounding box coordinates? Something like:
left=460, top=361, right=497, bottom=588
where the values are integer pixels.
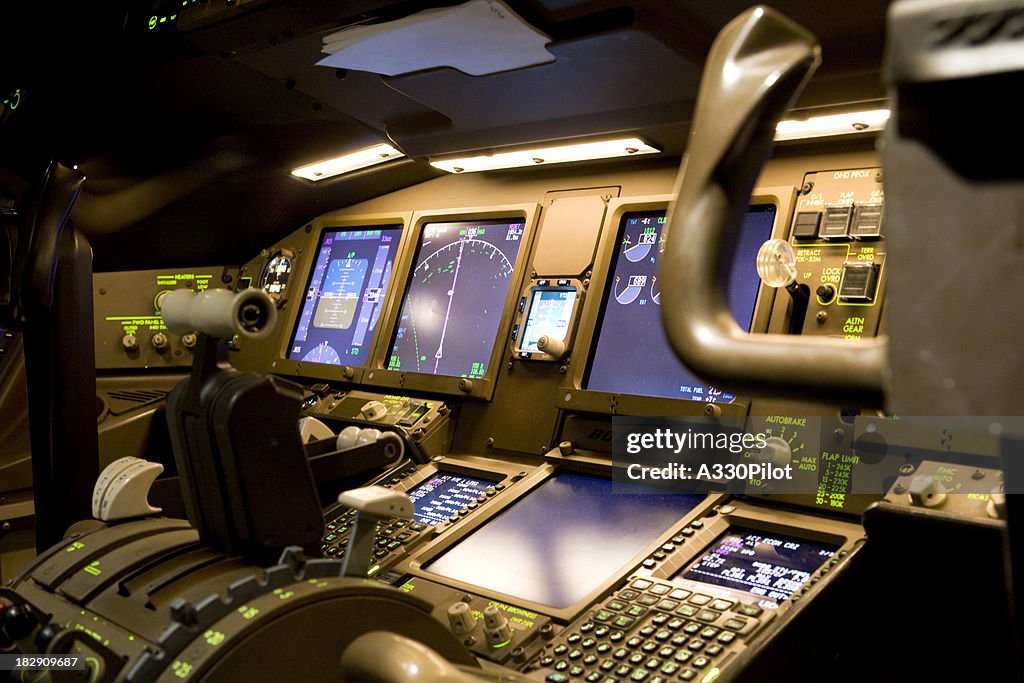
left=346, top=460, right=866, bottom=676
left=288, top=225, right=403, bottom=367
left=387, top=218, right=527, bottom=379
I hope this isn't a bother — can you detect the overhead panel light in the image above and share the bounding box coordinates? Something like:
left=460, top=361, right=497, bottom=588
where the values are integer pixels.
left=775, top=109, right=890, bottom=141
left=430, top=137, right=660, bottom=173
left=291, top=143, right=403, bottom=182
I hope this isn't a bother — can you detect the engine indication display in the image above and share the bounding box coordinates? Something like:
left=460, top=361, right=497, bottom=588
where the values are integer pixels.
left=289, top=225, right=403, bottom=367
left=586, top=206, right=776, bottom=402
left=388, top=219, right=526, bottom=378
left=680, top=527, right=838, bottom=605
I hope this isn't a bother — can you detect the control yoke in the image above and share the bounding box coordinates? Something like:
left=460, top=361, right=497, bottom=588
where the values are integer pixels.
left=660, top=6, right=888, bottom=406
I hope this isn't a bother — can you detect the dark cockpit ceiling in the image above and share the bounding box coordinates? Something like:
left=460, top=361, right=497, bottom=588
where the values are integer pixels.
left=0, top=0, right=889, bottom=271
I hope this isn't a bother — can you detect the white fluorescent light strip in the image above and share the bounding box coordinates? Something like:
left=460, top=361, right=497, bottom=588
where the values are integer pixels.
left=291, top=143, right=403, bottom=181
left=775, top=109, right=890, bottom=141
left=431, top=137, right=660, bottom=173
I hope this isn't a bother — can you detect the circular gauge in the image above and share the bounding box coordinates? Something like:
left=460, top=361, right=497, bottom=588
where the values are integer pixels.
left=623, top=230, right=656, bottom=263
left=650, top=275, right=660, bottom=305
left=260, top=251, right=294, bottom=302
left=302, top=342, right=341, bottom=365
left=613, top=274, right=647, bottom=305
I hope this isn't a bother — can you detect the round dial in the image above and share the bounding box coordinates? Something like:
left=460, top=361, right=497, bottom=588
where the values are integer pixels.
left=613, top=274, right=647, bottom=305
left=302, top=342, right=341, bottom=365
left=260, top=253, right=293, bottom=301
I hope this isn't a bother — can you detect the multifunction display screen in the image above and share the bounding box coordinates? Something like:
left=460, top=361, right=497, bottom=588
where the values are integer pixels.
left=423, top=472, right=704, bottom=610
left=406, top=473, right=500, bottom=527
left=388, top=219, right=526, bottom=379
left=586, top=206, right=775, bottom=401
left=289, top=225, right=402, bottom=366
left=680, top=527, right=838, bottom=604
left=520, top=287, right=576, bottom=352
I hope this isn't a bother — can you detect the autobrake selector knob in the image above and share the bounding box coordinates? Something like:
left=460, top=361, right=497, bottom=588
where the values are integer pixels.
left=758, top=436, right=793, bottom=468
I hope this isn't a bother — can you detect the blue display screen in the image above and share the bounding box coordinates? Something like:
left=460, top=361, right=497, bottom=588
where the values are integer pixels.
left=585, top=206, right=776, bottom=402
left=289, top=226, right=403, bottom=366
left=423, top=472, right=704, bottom=609
left=406, top=473, right=499, bottom=527
left=388, top=219, right=526, bottom=379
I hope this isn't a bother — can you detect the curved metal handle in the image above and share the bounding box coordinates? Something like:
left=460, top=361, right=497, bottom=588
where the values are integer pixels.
left=661, top=6, right=887, bottom=406
left=342, top=631, right=492, bottom=683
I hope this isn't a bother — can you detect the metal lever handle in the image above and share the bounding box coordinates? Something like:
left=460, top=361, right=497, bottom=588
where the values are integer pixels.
left=342, top=632, right=508, bottom=683
left=660, top=6, right=887, bottom=406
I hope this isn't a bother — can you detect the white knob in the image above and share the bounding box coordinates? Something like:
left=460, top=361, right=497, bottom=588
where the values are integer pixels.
left=337, top=486, right=413, bottom=519
left=360, top=400, right=388, bottom=421
left=908, top=475, right=947, bottom=508
left=356, top=428, right=382, bottom=447
left=759, top=436, right=792, bottom=467
left=297, top=416, right=335, bottom=444
left=121, top=334, right=139, bottom=352
left=482, top=605, right=512, bottom=646
left=336, top=426, right=361, bottom=451
left=536, top=335, right=566, bottom=359
left=92, top=457, right=163, bottom=521
left=447, top=602, right=477, bottom=635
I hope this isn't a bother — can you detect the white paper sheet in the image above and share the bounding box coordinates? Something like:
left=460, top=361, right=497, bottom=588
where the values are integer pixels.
left=317, top=0, right=555, bottom=77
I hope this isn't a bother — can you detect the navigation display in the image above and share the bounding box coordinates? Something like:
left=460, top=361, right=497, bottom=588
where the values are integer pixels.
left=519, top=287, right=577, bottom=352
left=406, top=473, right=500, bottom=527
left=289, top=225, right=403, bottom=366
left=388, top=219, right=526, bottom=378
left=585, top=206, right=776, bottom=402
left=680, top=527, right=838, bottom=604
left=423, top=472, right=704, bottom=610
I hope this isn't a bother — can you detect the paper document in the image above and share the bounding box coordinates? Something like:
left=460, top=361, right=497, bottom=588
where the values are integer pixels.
left=317, top=0, right=555, bottom=77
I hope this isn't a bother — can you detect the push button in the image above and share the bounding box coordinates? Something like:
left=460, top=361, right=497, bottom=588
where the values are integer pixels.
left=792, top=211, right=822, bottom=240
left=839, top=262, right=880, bottom=303
left=821, top=205, right=853, bottom=240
